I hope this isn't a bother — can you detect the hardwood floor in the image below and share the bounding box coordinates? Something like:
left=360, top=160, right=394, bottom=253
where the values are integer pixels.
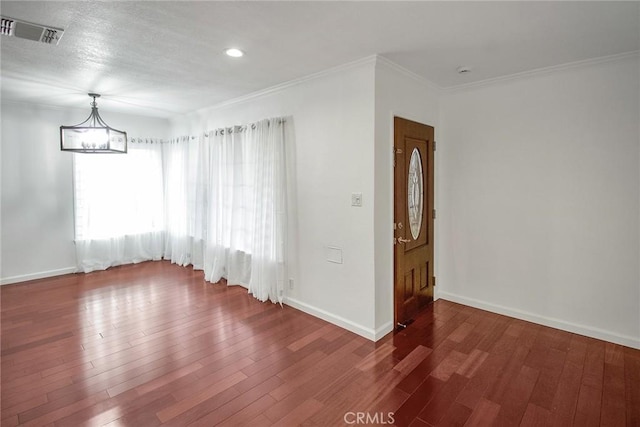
left=1, top=261, right=639, bottom=426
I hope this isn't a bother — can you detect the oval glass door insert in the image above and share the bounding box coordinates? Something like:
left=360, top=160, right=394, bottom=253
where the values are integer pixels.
left=408, top=147, right=424, bottom=240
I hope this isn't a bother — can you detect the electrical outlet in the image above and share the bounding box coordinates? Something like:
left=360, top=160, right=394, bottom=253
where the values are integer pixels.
left=289, top=278, right=294, bottom=290
left=351, top=192, right=362, bottom=207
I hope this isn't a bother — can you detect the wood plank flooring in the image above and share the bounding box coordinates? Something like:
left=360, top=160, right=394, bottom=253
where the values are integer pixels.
left=1, top=261, right=639, bottom=426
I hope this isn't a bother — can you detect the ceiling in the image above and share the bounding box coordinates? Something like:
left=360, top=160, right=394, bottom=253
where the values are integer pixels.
left=1, top=1, right=638, bottom=118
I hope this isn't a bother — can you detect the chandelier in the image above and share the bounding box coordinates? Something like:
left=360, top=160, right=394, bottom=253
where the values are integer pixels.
left=60, top=93, right=127, bottom=153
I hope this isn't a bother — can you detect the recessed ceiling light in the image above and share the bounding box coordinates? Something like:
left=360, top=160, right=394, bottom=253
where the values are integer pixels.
left=457, top=66, right=471, bottom=74
left=225, top=48, right=244, bottom=58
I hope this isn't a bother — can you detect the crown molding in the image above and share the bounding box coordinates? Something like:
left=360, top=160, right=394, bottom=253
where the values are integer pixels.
left=375, top=55, right=443, bottom=92
left=444, top=50, right=640, bottom=93
left=0, top=98, right=90, bottom=113
left=184, top=54, right=444, bottom=117
left=1, top=97, right=173, bottom=120
left=194, top=55, right=378, bottom=114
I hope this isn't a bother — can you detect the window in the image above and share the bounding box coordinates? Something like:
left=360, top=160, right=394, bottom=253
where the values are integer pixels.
left=73, top=143, right=164, bottom=240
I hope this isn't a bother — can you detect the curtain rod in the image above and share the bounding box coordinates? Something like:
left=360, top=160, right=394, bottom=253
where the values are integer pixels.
left=131, top=117, right=287, bottom=144
left=213, top=118, right=286, bottom=136
left=129, top=137, right=165, bottom=144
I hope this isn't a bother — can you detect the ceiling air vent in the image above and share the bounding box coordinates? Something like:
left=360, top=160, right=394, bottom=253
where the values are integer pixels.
left=1, top=17, right=15, bottom=36
left=0, top=16, right=64, bottom=45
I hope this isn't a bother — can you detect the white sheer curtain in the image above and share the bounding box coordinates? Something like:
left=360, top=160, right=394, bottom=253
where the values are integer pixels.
left=163, top=118, right=288, bottom=303
left=73, top=141, right=164, bottom=272
left=74, top=118, right=288, bottom=303
left=162, top=136, right=207, bottom=269
left=245, top=120, right=288, bottom=303
left=202, top=126, right=253, bottom=286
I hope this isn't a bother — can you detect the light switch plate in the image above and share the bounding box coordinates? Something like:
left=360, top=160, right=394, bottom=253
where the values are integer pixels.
left=351, top=192, right=362, bottom=207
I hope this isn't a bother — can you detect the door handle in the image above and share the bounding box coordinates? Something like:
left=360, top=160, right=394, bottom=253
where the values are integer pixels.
left=397, top=237, right=411, bottom=244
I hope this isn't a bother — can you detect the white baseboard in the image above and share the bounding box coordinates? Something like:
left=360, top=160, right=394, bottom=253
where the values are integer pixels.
left=374, top=321, right=395, bottom=341
left=284, top=297, right=382, bottom=341
left=438, top=291, right=640, bottom=350
left=1, top=267, right=77, bottom=285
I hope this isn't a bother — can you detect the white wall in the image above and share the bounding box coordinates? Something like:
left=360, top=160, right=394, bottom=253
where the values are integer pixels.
left=1, top=101, right=170, bottom=284
left=170, top=58, right=379, bottom=338
left=373, top=58, right=440, bottom=335
left=439, top=55, right=640, bottom=348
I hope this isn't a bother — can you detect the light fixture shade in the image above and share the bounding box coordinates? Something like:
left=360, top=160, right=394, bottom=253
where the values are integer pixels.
left=60, top=93, right=127, bottom=153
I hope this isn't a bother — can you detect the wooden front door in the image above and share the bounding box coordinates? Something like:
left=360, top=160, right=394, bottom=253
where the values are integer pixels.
left=394, top=117, right=435, bottom=327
